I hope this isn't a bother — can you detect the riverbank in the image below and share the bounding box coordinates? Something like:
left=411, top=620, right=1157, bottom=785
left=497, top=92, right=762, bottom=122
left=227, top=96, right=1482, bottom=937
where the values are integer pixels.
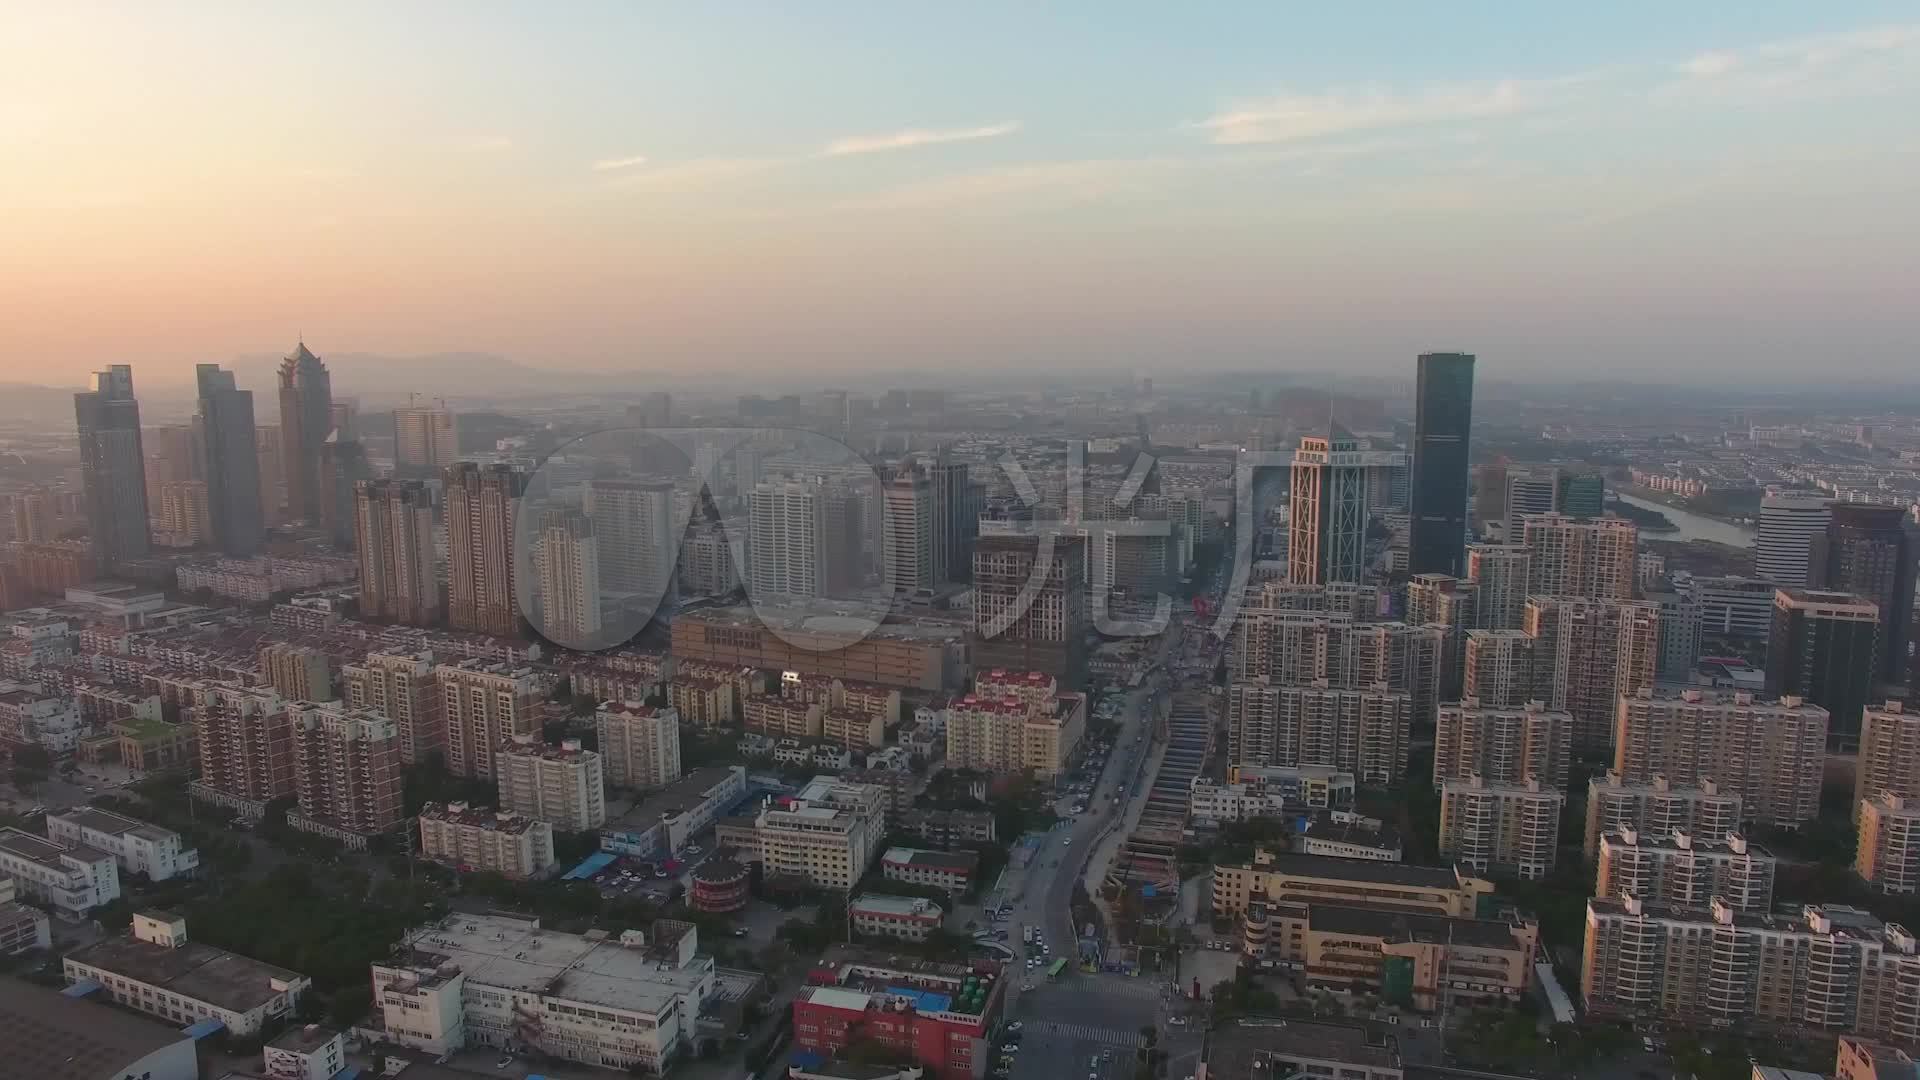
left=1614, top=488, right=1758, bottom=547
left=1605, top=496, right=1678, bottom=533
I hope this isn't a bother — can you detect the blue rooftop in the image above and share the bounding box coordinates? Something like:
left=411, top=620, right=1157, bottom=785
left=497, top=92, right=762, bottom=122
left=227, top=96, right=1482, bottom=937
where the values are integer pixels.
left=562, top=851, right=619, bottom=880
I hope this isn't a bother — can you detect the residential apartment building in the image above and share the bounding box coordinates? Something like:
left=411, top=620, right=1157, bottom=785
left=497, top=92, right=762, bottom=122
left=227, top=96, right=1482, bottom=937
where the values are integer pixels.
left=1438, top=775, right=1563, bottom=880
left=1857, top=792, right=1920, bottom=896
left=970, top=532, right=1090, bottom=687
left=1584, top=771, right=1743, bottom=858
left=1461, top=629, right=1537, bottom=707
left=1858, top=699, right=1920, bottom=809
left=64, top=912, right=309, bottom=1036
left=1520, top=512, right=1637, bottom=601
left=0, top=878, right=51, bottom=955
left=1433, top=698, right=1571, bottom=790
left=436, top=660, right=550, bottom=779
left=445, top=462, right=524, bottom=636
left=417, top=802, right=554, bottom=879
left=353, top=478, right=441, bottom=626
left=45, top=807, right=198, bottom=882
left=0, top=826, right=120, bottom=917
left=290, top=704, right=405, bottom=840
left=1595, top=827, right=1776, bottom=912
left=1211, top=848, right=1495, bottom=919
left=595, top=701, right=683, bottom=790
left=495, top=735, right=607, bottom=830
left=1465, top=543, right=1532, bottom=630
left=744, top=695, right=821, bottom=740
left=371, top=913, right=715, bottom=1073
left=1226, top=680, right=1410, bottom=785
left=1613, top=689, right=1829, bottom=828
left=667, top=675, right=737, bottom=729
left=341, top=651, right=443, bottom=765
left=1524, top=596, right=1659, bottom=751
left=756, top=774, right=886, bottom=890
left=192, top=698, right=294, bottom=806
left=943, top=682, right=1086, bottom=779
left=1583, top=897, right=1920, bottom=1041
left=260, top=642, right=333, bottom=703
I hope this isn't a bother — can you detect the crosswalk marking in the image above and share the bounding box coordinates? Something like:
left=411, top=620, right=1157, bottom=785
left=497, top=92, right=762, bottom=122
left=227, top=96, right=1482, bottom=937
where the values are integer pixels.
left=1022, top=1020, right=1146, bottom=1047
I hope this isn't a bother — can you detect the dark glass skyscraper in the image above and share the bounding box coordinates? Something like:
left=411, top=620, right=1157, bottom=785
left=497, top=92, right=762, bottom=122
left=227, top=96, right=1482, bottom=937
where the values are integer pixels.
left=1409, top=352, right=1475, bottom=576
left=1812, top=503, right=1915, bottom=685
left=73, top=365, right=151, bottom=565
left=1766, top=587, right=1880, bottom=750
left=278, top=340, right=333, bottom=525
left=195, top=363, right=265, bottom=556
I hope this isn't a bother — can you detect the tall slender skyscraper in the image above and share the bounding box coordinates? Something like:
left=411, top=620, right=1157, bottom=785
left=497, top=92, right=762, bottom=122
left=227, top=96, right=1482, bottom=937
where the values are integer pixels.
left=446, top=463, right=525, bottom=636
left=1812, top=503, right=1915, bottom=685
left=747, top=479, right=860, bottom=599
left=1409, top=351, right=1475, bottom=576
left=73, top=365, right=150, bottom=565
left=1287, top=428, right=1369, bottom=585
left=883, top=464, right=935, bottom=592
left=277, top=340, right=333, bottom=523
left=194, top=364, right=264, bottom=556
left=317, top=439, right=369, bottom=548
left=532, top=508, right=602, bottom=648
left=1767, top=588, right=1880, bottom=750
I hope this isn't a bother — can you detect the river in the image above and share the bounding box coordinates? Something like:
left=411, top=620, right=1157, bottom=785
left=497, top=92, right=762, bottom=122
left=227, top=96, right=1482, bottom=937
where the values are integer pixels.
left=1613, top=490, right=1757, bottom=548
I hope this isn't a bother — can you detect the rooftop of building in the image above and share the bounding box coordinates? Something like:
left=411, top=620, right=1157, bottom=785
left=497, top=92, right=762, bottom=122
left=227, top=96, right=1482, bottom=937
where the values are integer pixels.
left=66, top=932, right=306, bottom=1013
left=267, top=1021, right=342, bottom=1054
left=1226, top=850, right=1473, bottom=890
left=1206, top=1018, right=1400, bottom=1076
left=1300, top=812, right=1402, bottom=851
left=0, top=977, right=192, bottom=1080
left=417, top=802, right=544, bottom=835
left=496, top=736, right=599, bottom=763
left=1598, top=828, right=1771, bottom=857
left=1306, top=905, right=1527, bottom=950
left=394, top=913, right=709, bottom=1016
left=613, top=765, right=746, bottom=827
left=678, top=602, right=967, bottom=643
left=0, top=827, right=111, bottom=869
left=850, top=894, right=944, bottom=920
left=46, top=806, right=178, bottom=844
left=1587, top=898, right=1910, bottom=943
left=882, top=847, right=978, bottom=873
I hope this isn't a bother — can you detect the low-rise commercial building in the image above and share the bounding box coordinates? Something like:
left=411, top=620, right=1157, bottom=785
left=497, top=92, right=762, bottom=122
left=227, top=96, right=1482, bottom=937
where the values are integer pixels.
left=1297, top=811, right=1403, bottom=862
left=417, top=802, right=554, bottom=880
left=1239, top=900, right=1539, bottom=1013
left=0, top=825, right=119, bottom=918
left=1836, top=1035, right=1919, bottom=1080
left=881, top=847, right=978, bottom=893
left=63, top=911, right=309, bottom=1036
left=1, top=978, right=200, bottom=1080
left=851, top=894, right=945, bottom=942
left=1206, top=1019, right=1405, bottom=1080
left=792, top=947, right=1004, bottom=1080
left=45, top=806, right=199, bottom=883
left=1212, top=849, right=1494, bottom=919
left=1190, top=765, right=1355, bottom=824
left=372, top=913, right=715, bottom=1073
left=895, top=808, right=996, bottom=849
left=757, top=774, right=887, bottom=890
left=1595, top=827, right=1776, bottom=912
left=0, top=875, right=51, bottom=954
left=263, top=1023, right=348, bottom=1080
left=601, top=765, right=749, bottom=859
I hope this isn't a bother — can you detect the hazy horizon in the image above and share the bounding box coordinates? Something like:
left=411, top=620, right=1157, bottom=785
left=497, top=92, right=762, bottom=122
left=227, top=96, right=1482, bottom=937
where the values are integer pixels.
left=5, top=4, right=1918, bottom=383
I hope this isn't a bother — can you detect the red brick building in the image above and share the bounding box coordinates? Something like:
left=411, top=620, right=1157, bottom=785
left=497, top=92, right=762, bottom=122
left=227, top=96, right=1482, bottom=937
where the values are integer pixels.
left=793, top=952, right=1005, bottom=1080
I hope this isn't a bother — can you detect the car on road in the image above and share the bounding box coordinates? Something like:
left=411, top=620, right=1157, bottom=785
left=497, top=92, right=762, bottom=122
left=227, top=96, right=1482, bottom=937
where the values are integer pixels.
left=495, top=1056, right=513, bottom=1070
left=1021, top=981, right=1034, bottom=991
left=1007, top=1022, right=1023, bottom=1033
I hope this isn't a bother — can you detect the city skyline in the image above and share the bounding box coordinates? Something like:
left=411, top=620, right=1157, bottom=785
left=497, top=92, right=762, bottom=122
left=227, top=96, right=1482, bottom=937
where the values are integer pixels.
left=4, top=5, right=1919, bottom=382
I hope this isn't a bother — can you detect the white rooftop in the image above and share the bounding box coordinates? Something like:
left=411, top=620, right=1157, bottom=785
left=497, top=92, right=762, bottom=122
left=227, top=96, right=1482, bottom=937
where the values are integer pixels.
left=400, top=913, right=711, bottom=1017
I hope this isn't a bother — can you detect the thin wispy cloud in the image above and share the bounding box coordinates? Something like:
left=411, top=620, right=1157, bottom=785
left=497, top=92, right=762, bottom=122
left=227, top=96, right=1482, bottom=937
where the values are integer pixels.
left=1200, top=82, right=1538, bottom=145
left=821, top=122, right=1019, bottom=156
left=1677, top=51, right=1739, bottom=78
left=601, top=157, right=777, bottom=191
left=843, top=158, right=1171, bottom=212
left=1662, top=23, right=1920, bottom=103
left=592, top=154, right=649, bottom=172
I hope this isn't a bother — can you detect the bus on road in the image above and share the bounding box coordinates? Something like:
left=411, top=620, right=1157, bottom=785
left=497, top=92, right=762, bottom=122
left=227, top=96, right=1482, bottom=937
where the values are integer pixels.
left=1046, top=958, right=1068, bottom=981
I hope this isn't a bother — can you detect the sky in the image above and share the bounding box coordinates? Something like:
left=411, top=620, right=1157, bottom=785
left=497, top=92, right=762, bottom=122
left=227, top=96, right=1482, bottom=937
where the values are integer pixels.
left=3, top=2, right=1919, bottom=386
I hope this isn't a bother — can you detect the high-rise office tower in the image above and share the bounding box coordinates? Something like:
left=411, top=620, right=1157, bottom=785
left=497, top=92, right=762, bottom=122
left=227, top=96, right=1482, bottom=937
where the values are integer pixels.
left=277, top=341, right=333, bottom=524
left=353, top=479, right=441, bottom=626
left=531, top=508, right=602, bottom=649
left=927, top=452, right=973, bottom=584
left=329, top=400, right=356, bottom=442
left=747, top=479, right=860, bottom=599
left=445, top=462, right=525, bottom=636
left=1614, top=688, right=1828, bottom=828
left=343, top=651, right=444, bottom=765
left=1766, top=588, right=1880, bottom=749
left=1503, top=466, right=1605, bottom=524
left=1525, top=596, right=1659, bottom=751
left=290, top=705, right=403, bottom=837
left=1557, top=470, right=1606, bottom=519
left=971, top=532, right=1090, bottom=687
left=1466, top=543, right=1533, bottom=630
left=1288, top=428, right=1369, bottom=586
left=394, top=402, right=460, bottom=472
left=1812, top=503, right=1915, bottom=685
left=883, top=464, right=935, bottom=592
left=1409, top=351, right=1474, bottom=577
left=1434, top=699, right=1571, bottom=789
left=317, top=439, right=369, bottom=548
left=584, top=478, right=678, bottom=598
left=254, top=424, right=284, bottom=525
left=193, top=364, right=264, bottom=556
left=1521, top=513, right=1638, bottom=601
left=1755, top=491, right=1833, bottom=587
left=73, top=365, right=150, bottom=565
left=626, top=392, right=673, bottom=429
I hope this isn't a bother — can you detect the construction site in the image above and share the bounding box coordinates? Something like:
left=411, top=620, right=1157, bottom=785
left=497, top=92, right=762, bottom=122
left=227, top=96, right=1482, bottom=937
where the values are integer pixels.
left=1100, top=688, right=1220, bottom=933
